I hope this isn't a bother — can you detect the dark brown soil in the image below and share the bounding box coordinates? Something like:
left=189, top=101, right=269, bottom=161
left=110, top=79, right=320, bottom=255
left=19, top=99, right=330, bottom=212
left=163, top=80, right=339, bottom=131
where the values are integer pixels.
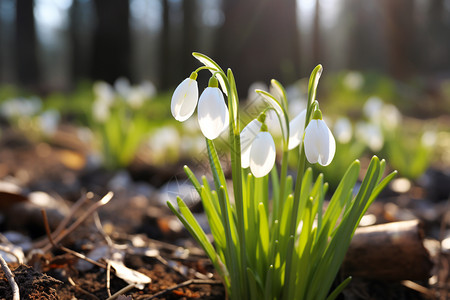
left=0, top=127, right=448, bottom=299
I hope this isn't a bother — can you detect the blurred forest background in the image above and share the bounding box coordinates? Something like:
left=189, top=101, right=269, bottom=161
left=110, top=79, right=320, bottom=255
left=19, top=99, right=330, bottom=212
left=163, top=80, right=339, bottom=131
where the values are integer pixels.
left=0, top=0, right=450, bottom=99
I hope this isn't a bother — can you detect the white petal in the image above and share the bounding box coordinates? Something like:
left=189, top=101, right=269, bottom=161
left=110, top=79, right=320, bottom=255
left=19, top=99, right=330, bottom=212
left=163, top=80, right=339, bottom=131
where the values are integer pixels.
left=304, top=119, right=336, bottom=166
left=171, top=78, right=199, bottom=122
left=250, top=132, right=276, bottom=178
left=240, top=119, right=262, bottom=168
left=240, top=119, right=262, bottom=153
left=241, top=145, right=252, bottom=168
left=198, top=87, right=229, bottom=140
left=319, top=125, right=336, bottom=166
left=288, top=109, right=307, bottom=150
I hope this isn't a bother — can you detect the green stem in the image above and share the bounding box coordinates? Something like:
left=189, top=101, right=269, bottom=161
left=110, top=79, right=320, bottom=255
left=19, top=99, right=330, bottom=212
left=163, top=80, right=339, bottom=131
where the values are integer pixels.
left=278, top=150, right=289, bottom=221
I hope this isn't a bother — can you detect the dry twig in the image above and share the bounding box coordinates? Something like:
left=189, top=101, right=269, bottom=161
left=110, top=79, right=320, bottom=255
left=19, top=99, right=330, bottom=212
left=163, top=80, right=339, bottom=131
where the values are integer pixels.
left=41, top=192, right=113, bottom=253
left=41, top=209, right=108, bottom=270
left=106, top=283, right=137, bottom=300
left=33, top=192, right=92, bottom=249
left=68, top=276, right=100, bottom=300
left=141, top=279, right=222, bottom=300
left=0, top=253, right=20, bottom=300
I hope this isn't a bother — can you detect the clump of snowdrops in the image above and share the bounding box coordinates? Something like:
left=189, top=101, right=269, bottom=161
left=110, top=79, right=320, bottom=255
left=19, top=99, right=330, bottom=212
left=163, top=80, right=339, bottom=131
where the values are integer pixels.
left=168, top=53, right=397, bottom=300
left=0, top=96, right=60, bottom=141
left=91, top=78, right=155, bottom=169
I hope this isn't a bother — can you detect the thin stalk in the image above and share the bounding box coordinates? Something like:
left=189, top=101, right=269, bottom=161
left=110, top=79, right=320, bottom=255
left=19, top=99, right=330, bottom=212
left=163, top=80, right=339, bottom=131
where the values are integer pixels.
left=278, top=149, right=289, bottom=221
left=227, top=68, right=248, bottom=299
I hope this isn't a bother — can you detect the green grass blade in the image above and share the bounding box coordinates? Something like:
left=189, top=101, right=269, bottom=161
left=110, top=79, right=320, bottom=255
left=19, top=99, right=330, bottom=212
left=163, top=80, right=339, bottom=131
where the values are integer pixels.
left=326, top=277, right=352, bottom=300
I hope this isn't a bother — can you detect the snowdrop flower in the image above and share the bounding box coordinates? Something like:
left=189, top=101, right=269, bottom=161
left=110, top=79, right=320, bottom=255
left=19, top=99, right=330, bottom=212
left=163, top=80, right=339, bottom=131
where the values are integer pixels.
left=363, top=96, right=383, bottom=122
left=265, top=109, right=282, bottom=137
left=343, top=71, right=364, bottom=91
left=250, top=130, right=276, bottom=178
left=93, top=97, right=111, bottom=123
left=240, top=115, right=264, bottom=168
left=356, top=122, right=384, bottom=152
left=380, top=104, right=402, bottom=129
left=197, top=77, right=229, bottom=140
left=333, top=117, right=353, bottom=144
left=127, top=81, right=156, bottom=109
left=94, top=81, right=115, bottom=104
left=288, top=109, right=307, bottom=150
left=171, top=72, right=199, bottom=122
left=114, top=77, right=131, bottom=98
left=39, top=109, right=60, bottom=136
left=304, top=110, right=336, bottom=166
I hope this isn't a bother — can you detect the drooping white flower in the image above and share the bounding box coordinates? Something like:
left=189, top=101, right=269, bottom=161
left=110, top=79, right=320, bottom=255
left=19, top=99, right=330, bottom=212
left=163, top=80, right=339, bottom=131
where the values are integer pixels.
left=127, top=81, right=156, bottom=109
left=171, top=73, right=199, bottom=122
left=380, top=104, right=402, bottom=129
left=94, top=81, right=115, bottom=105
left=363, top=96, right=383, bottom=122
left=39, top=109, right=60, bottom=136
left=114, top=77, right=131, bottom=98
left=240, top=118, right=263, bottom=168
left=197, top=86, right=229, bottom=140
left=343, top=71, right=364, bottom=91
left=304, top=110, right=336, bottom=166
left=356, top=121, right=384, bottom=152
left=333, top=117, right=353, bottom=144
left=288, top=109, right=307, bottom=150
left=249, top=131, right=276, bottom=178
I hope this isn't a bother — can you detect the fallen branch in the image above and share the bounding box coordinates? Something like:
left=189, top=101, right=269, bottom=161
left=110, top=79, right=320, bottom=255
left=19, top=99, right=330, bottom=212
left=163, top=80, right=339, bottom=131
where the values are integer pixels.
left=0, top=253, right=20, bottom=300
left=342, top=219, right=433, bottom=281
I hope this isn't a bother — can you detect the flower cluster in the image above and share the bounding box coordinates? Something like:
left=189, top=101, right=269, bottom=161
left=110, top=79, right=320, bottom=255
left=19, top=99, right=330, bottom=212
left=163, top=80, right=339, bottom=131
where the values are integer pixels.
left=168, top=53, right=397, bottom=300
left=171, top=73, right=336, bottom=178
left=171, top=73, right=229, bottom=140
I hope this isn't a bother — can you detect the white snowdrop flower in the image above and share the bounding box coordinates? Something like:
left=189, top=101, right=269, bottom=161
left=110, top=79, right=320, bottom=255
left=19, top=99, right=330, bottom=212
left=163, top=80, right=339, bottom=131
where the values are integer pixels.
left=127, top=80, right=157, bottom=109
left=114, top=77, right=131, bottom=98
left=343, top=71, right=364, bottom=91
left=356, top=122, right=384, bottom=152
left=288, top=109, right=307, bottom=150
left=93, top=81, right=115, bottom=104
left=249, top=130, right=276, bottom=178
left=266, top=109, right=282, bottom=137
left=304, top=110, right=336, bottom=166
left=421, top=131, right=437, bottom=148
left=139, top=80, right=156, bottom=98
left=149, top=126, right=180, bottom=154
left=171, top=73, right=199, bottom=122
left=333, top=117, right=353, bottom=144
left=363, top=96, right=384, bottom=122
left=240, top=117, right=264, bottom=168
left=127, top=88, right=146, bottom=109
left=381, top=104, right=402, bottom=129
left=39, top=109, right=60, bottom=136
left=197, top=79, right=229, bottom=140
left=0, top=98, right=22, bottom=118
left=93, top=98, right=111, bottom=122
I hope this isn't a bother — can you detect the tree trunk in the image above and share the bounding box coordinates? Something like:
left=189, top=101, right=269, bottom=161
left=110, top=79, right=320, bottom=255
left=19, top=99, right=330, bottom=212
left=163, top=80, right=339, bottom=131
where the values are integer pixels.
left=181, top=0, right=198, bottom=79
left=159, top=0, right=170, bottom=89
left=215, top=0, right=300, bottom=96
left=342, top=220, right=433, bottom=281
left=15, top=0, right=39, bottom=88
left=91, top=0, right=131, bottom=83
left=380, top=0, right=415, bottom=79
